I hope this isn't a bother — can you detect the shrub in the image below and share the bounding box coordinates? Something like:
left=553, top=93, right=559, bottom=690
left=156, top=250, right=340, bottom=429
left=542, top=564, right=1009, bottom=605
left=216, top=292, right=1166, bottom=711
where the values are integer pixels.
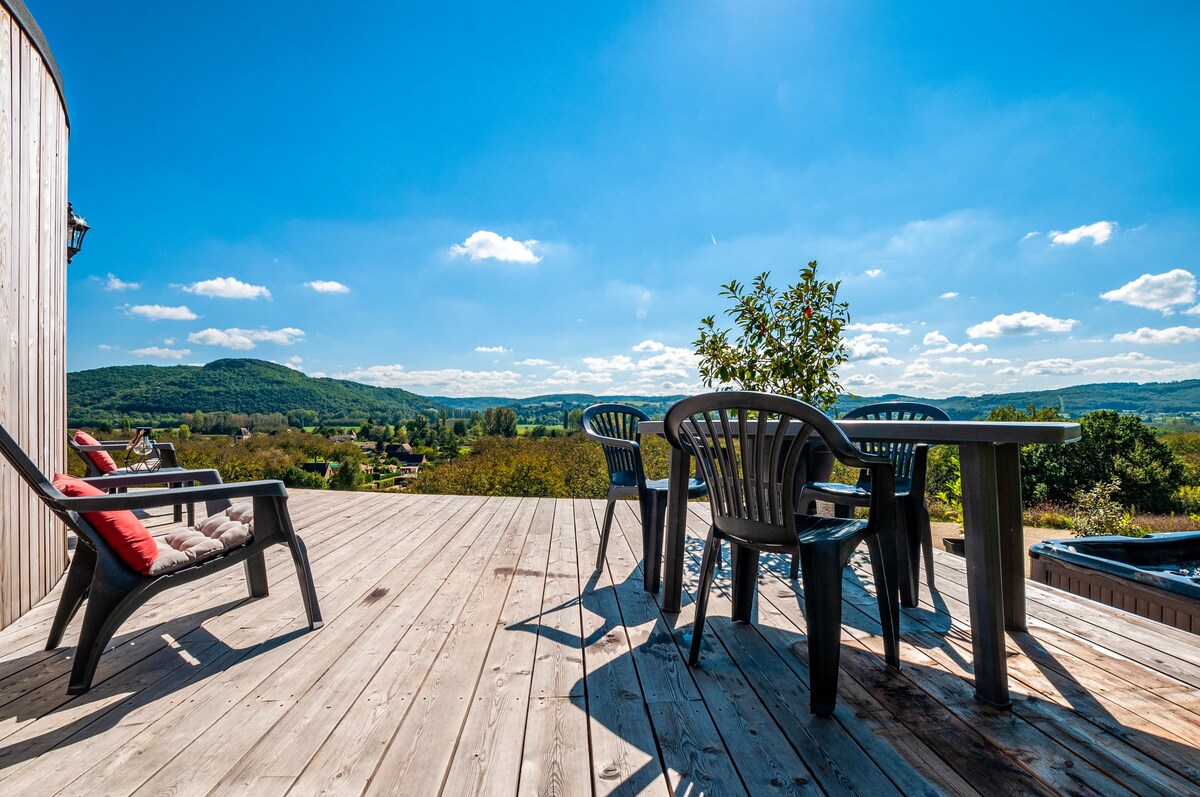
left=1178, top=485, right=1200, bottom=515
left=694, top=262, right=850, bottom=410
left=1070, top=479, right=1146, bottom=538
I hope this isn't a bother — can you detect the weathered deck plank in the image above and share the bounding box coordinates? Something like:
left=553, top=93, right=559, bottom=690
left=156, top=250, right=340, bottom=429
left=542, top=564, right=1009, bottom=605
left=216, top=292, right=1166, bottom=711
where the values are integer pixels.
left=0, top=490, right=1193, bottom=797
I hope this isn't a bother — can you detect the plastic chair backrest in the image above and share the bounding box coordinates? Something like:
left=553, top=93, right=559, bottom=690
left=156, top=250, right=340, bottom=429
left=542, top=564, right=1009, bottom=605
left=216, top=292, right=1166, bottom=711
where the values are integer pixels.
left=842, top=402, right=949, bottom=480
left=582, top=403, right=649, bottom=486
left=665, top=392, right=866, bottom=549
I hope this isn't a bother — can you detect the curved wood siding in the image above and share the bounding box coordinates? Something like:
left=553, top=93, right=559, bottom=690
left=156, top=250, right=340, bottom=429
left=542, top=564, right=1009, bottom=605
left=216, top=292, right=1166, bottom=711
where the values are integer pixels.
left=0, top=3, right=69, bottom=628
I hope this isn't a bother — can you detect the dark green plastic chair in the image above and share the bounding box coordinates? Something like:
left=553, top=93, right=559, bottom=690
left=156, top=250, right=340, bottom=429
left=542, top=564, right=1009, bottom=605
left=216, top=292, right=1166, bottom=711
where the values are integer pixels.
left=665, top=391, right=900, bottom=716
left=69, top=432, right=205, bottom=525
left=1, top=422, right=322, bottom=694
left=800, top=401, right=949, bottom=605
left=582, top=403, right=706, bottom=593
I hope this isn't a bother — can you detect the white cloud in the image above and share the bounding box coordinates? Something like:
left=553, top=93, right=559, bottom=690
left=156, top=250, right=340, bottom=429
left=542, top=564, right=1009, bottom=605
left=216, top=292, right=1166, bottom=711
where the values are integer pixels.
left=187, top=326, right=305, bottom=350
left=972, top=358, right=1011, bottom=367
left=864, top=268, right=884, bottom=278
left=182, top=276, right=271, bottom=300
left=1112, top=326, right=1200, bottom=345
left=845, top=333, right=889, bottom=361
left=634, top=345, right=696, bottom=379
left=958, top=342, right=988, bottom=353
left=845, top=374, right=879, bottom=387
left=126, top=304, right=198, bottom=321
left=545, top=368, right=614, bottom=386
left=633, top=339, right=668, bottom=352
left=304, top=280, right=350, bottom=294
left=97, top=344, right=114, bottom=351
left=997, top=351, right=1199, bottom=381
left=583, top=355, right=636, bottom=372
left=967, top=311, right=1077, bottom=338
left=922, top=331, right=950, bottom=346
left=334, top=365, right=524, bottom=394
left=104, top=273, right=139, bottom=291
left=938, top=292, right=959, bottom=299
left=846, top=322, right=911, bottom=336
left=514, top=358, right=555, bottom=367
left=937, top=357, right=971, bottom=364
left=1021, top=232, right=1039, bottom=242
left=164, top=338, right=174, bottom=345
left=131, top=346, right=191, bottom=360
left=866, top=356, right=903, bottom=367
left=450, top=230, right=541, bottom=264
left=1100, top=269, right=1196, bottom=314
left=1049, top=220, right=1115, bottom=246
left=474, top=345, right=510, bottom=353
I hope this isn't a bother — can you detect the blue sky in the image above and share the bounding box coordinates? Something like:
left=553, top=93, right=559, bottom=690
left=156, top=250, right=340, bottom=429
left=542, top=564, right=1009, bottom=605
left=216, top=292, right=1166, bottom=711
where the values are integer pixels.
left=35, top=1, right=1200, bottom=397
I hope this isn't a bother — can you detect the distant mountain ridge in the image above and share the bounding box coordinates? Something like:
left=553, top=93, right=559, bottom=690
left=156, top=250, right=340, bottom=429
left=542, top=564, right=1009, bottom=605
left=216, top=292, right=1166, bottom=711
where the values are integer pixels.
left=68, top=359, right=1200, bottom=426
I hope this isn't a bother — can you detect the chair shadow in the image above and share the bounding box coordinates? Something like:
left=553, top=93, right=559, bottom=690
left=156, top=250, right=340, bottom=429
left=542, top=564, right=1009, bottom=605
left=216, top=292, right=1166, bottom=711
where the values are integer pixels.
left=506, top=537, right=1200, bottom=795
left=0, top=597, right=312, bottom=768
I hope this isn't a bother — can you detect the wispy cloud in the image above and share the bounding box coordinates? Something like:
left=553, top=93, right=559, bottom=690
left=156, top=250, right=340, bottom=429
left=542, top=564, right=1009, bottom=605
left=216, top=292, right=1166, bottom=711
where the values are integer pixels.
left=514, top=358, right=555, bottom=367
left=1112, top=326, right=1200, bottom=344
left=846, top=322, right=911, bottom=335
left=582, top=355, right=636, bottom=371
left=125, top=304, right=198, bottom=321
left=450, top=230, right=541, bottom=263
left=1100, top=269, right=1196, bottom=314
left=1049, top=220, right=1115, bottom=246
left=102, top=273, right=140, bottom=291
left=187, top=327, right=305, bottom=350
left=131, top=346, right=192, bottom=359
left=181, top=276, right=271, bottom=299
left=938, top=291, right=958, bottom=300
left=967, top=311, right=1077, bottom=338
left=864, top=268, right=884, bottom=278
left=304, top=280, right=350, bottom=294
left=475, top=345, right=510, bottom=353
left=333, top=365, right=523, bottom=393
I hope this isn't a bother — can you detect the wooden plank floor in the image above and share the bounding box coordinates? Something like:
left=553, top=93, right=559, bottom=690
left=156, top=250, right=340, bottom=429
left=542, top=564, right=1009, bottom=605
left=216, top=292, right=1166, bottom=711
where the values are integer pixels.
left=0, top=490, right=1197, bottom=796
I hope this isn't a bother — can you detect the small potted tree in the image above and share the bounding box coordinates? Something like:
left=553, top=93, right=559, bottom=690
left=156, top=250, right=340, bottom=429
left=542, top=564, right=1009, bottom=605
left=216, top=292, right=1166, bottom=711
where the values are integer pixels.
left=693, top=261, right=851, bottom=495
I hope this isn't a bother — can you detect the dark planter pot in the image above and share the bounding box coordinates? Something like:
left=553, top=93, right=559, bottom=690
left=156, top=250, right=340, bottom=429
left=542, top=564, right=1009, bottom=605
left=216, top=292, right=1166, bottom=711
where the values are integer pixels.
left=943, top=536, right=965, bottom=556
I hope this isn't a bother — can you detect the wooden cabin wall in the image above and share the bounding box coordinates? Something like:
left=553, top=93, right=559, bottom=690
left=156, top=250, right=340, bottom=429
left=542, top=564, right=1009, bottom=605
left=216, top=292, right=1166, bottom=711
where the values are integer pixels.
left=0, top=3, right=69, bottom=629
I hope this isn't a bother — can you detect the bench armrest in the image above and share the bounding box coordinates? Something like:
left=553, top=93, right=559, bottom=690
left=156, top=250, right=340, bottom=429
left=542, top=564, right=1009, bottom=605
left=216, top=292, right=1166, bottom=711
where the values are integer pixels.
left=59, top=480, right=287, bottom=512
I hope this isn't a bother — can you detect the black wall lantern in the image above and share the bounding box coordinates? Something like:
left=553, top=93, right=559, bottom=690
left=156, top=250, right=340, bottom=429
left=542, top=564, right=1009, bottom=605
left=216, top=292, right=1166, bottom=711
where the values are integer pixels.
left=66, top=202, right=89, bottom=263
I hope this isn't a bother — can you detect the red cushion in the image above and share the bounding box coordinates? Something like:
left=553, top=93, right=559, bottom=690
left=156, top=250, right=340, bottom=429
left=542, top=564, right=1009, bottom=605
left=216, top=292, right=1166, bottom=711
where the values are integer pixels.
left=53, top=474, right=159, bottom=575
left=73, top=430, right=118, bottom=474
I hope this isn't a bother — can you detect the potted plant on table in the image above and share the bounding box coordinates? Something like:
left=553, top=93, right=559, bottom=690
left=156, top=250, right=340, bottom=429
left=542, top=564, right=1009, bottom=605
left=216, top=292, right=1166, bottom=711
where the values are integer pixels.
left=693, top=260, right=851, bottom=493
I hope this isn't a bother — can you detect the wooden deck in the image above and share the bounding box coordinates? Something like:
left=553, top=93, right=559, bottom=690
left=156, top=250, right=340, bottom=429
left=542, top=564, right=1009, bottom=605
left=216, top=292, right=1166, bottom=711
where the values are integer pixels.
left=1, top=490, right=1198, bottom=796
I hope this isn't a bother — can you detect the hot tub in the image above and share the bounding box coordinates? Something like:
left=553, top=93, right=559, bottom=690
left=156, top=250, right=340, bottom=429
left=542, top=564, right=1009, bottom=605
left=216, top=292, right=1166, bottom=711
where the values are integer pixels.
left=1029, top=531, right=1200, bottom=635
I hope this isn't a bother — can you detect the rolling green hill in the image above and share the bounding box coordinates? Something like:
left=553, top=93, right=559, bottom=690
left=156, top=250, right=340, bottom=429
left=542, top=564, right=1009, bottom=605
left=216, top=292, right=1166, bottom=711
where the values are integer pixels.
left=68, top=359, right=438, bottom=426
left=68, top=358, right=1200, bottom=427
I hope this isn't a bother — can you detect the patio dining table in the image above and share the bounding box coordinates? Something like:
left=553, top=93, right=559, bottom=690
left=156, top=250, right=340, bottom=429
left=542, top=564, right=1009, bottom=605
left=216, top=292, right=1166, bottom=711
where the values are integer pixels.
left=637, top=417, right=1082, bottom=709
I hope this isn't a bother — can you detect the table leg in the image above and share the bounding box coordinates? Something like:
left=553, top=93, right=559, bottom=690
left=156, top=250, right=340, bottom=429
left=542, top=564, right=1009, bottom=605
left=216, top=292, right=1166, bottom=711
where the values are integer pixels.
left=660, top=446, right=690, bottom=613
left=958, top=442, right=1012, bottom=709
left=995, top=443, right=1026, bottom=632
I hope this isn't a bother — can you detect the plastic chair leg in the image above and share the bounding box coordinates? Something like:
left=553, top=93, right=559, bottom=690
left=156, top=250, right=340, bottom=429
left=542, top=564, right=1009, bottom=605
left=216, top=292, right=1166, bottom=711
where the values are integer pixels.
left=596, top=494, right=618, bottom=572
left=798, top=542, right=845, bottom=715
left=244, top=551, right=270, bottom=598
left=287, top=535, right=324, bottom=630
left=688, top=532, right=721, bottom=666
left=916, top=501, right=936, bottom=588
left=47, top=544, right=96, bottom=650
left=641, top=490, right=668, bottom=594
left=68, top=580, right=143, bottom=694
left=865, top=534, right=901, bottom=669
